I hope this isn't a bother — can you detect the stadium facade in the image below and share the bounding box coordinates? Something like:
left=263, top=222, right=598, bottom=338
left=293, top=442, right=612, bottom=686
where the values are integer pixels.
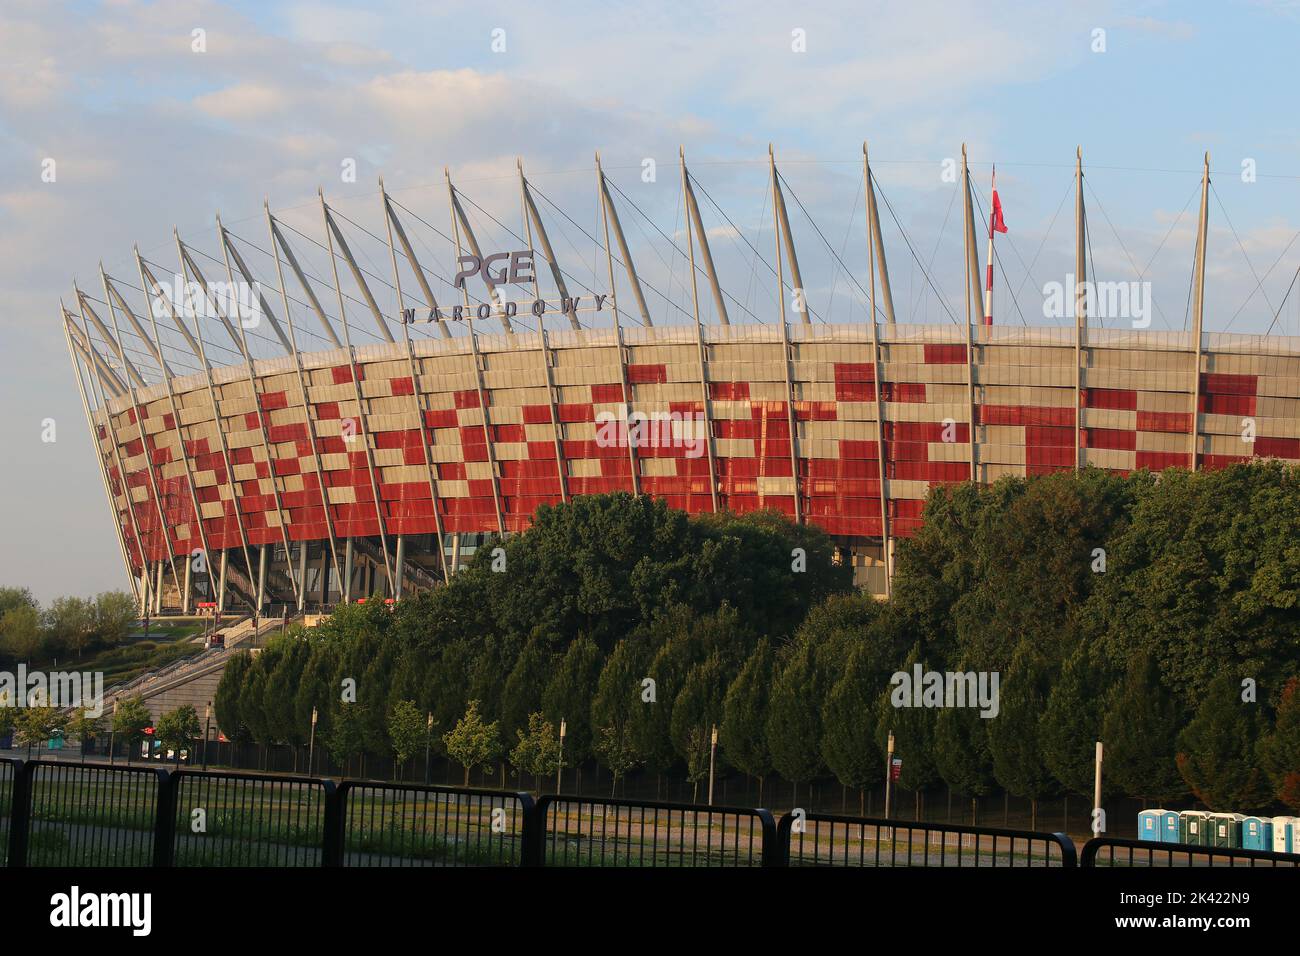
left=62, top=147, right=1300, bottom=613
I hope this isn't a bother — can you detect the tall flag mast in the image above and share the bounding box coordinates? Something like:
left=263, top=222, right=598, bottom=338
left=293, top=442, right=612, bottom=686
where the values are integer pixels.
left=983, top=165, right=1008, bottom=325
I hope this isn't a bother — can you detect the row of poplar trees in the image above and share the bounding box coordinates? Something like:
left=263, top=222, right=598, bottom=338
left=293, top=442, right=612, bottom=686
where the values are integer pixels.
left=215, top=465, right=1300, bottom=816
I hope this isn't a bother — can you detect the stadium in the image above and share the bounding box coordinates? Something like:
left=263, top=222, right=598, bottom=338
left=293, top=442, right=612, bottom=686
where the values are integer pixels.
left=61, top=147, right=1300, bottom=614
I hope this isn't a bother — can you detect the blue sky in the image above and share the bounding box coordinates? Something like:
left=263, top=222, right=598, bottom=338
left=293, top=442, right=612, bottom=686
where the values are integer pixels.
left=3, top=0, right=1300, bottom=601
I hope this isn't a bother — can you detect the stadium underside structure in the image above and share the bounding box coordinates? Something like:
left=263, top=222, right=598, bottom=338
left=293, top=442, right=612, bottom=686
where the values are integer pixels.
left=62, top=146, right=1300, bottom=613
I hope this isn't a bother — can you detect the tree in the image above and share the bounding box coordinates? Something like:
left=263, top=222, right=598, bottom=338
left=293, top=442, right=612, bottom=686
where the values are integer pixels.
left=44, top=596, right=94, bottom=659
left=213, top=651, right=253, bottom=743
left=92, top=591, right=137, bottom=647
left=874, top=643, right=940, bottom=801
left=1102, top=652, right=1189, bottom=804
left=1258, top=677, right=1300, bottom=812
left=0, top=603, right=41, bottom=662
left=68, top=708, right=104, bottom=751
left=510, top=711, right=561, bottom=792
left=541, top=635, right=603, bottom=766
left=112, top=696, right=152, bottom=762
left=767, top=640, right=827, bottom=802
left=594, top=723, right=642, bottom=797
left=1176, top=672, right=1272, bottom=810
left=499, top=634, right=553, bottom=746
left=669, top=652, right=728, bottom=772
left=155, top=704, right=201, bottom=762
left=443, top=700, right=501, bottom=787
left=1039, top=642, right=1110, bottom=797
left=387, top=699, right=426, bottom=780
left=326, top=702, right=365, bottom=772
left=720, top=639, right=775, bottom=803
left=933, top=706, right=996, bottom=825
left=13, top=704, right=66, bottom=752
left=987, top=642, right=1058, bottom=828
left=590, top=638, right=650, bottom=787
left=821, top=644, right=883, bottom=814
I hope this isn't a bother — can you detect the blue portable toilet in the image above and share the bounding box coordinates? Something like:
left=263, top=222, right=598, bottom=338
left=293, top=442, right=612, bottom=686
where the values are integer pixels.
left=1241, top=816, right=1272, bottom=851
left=1159, top=810, right=1180, bottom=843
left=1209, top=812, right=1244, bottom=848
left=1138, top=809, right=1164, bottom=842
left=1180, top=810, right=1210, bottom=846
left=1273, top=817, right=1296, bottom=855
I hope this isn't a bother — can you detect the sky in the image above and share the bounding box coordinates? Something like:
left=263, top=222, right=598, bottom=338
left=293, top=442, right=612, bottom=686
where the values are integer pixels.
left=3, top=0, right=1300, bottom=603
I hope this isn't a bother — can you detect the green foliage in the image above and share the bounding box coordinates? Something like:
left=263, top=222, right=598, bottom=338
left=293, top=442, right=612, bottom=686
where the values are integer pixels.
left=13, top=704, right=67, bottom=748
left=111, top=696, right=152, bottom=749
left=1102, top=652, right=1189, bottom=803
left=510, top=711, right=561, bottom=784
left=541, top=635, right=603, bottom=764
left=213, top=651, right=253, bottom=742
left=987, top=642, right=1057, bottom=804
left=875, top=643, right=939, bottom=792
left=387, top=699, right=427, bottom=769
left=821, top=644, right=883, bottom=793
left=155, top=704, right=201, bottom=754
left=1176, top=672, right=1272, bottom=810
left=720, top=638, right=775, bottom=782
left=1258, top=678, right=1300, bottom=811
left=443, top=700, right=501, bottom=786
left=1038, top=642, right=1111, bottom=797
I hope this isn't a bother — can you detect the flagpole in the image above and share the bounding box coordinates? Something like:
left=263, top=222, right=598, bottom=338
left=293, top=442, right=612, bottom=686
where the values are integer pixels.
left=983, top=165, right=996, bottom=327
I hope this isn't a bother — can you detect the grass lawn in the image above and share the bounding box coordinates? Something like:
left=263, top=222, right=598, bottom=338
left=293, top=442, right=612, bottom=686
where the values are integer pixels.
left=35, top=620, right=208, bottom=688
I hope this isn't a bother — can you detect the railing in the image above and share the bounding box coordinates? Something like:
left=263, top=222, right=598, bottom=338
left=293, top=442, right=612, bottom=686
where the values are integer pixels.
left=6, top=759, right=1300, bottom=870
left=168, top=769, right=332, bottom=867
left=776, top=811, right=1077, bottom=867
left=1081, top=837, right=1300, bottom=868
left=335, top=780, right=532, bottom=867
left=534, top=794, right=777, bottom=867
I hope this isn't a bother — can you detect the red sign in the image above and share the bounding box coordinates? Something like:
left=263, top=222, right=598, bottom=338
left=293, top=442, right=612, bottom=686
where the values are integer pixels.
left=144, top=727, right=155, bottom=736
left=890, top=756, right=902, bottom=781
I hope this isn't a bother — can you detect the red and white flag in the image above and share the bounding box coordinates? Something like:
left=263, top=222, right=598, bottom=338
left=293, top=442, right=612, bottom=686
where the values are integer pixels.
left=991, top=185, right=1008, bottom=234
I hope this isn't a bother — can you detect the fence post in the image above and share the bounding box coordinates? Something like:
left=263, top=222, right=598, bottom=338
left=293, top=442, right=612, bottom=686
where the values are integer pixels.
left=520, top=795, right=546, bottom=867
left=769, top=811, right=793, bottom=868
left=321, top=780, right=344, bottom=868
left=152, top=769, right=176, bottom=867
left=6, top=760, right=31, bottom=868
left=1053, top=832, right=1078, bottom=868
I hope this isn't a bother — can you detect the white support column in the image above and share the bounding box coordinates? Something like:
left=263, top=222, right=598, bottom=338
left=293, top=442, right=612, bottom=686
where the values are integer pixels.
left=100, top=268, right=184, bottom=610
left=343, top=538, right=354, bottom=603
left=1074, top=147, right=1088, bottom=471
left=770, top=147, right=802, bottom=523
left=379, top=179, right=451, bottom=583
left=62, top=307, right=139, bottom=600
left=253, top=209, right=346, bottom=597
left=682, top=149, right=720, bottom=512
left=217, top=549, right=228, bottom=614
left=182, top=558, right=193, bottom=615
left=201, top=225, right=304, bottom=608
left=596, top=153, right=641, bottom=496
left=864, top=145, right=892, bottom=594
left=256, top=544, right=268, bottom=610
left=1190, top=152, right=1211, bottom=472
left=394, top=534, right=406, bottom=600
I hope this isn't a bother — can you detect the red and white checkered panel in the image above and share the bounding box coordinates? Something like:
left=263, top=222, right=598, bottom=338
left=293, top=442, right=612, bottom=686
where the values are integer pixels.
left=93, top=326, right=1300, bottom=573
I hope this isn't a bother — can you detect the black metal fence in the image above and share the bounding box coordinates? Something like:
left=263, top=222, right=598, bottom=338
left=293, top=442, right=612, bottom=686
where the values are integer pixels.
left=1081, top=837, right=1300, bottom=868
left=535, top=794, right=777, bottom=867
left=7, top=759, right=1300, bottom=870
left=777, top=811, right=1077, bottom=867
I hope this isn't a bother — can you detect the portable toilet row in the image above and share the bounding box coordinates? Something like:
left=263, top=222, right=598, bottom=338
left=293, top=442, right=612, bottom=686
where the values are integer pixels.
left=1140, top=810, right=1299, bottom=852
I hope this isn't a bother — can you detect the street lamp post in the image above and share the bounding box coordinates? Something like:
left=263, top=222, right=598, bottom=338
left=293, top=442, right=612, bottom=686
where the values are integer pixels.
left=202, top=701, right=212, bottom=770
left=424, top=713, right=433, bottom=785
left=556, top=719, right=567, bottom=795
left=707, top=724, right=718, bottom=805
left=308, top=706, right=318, bottom=775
